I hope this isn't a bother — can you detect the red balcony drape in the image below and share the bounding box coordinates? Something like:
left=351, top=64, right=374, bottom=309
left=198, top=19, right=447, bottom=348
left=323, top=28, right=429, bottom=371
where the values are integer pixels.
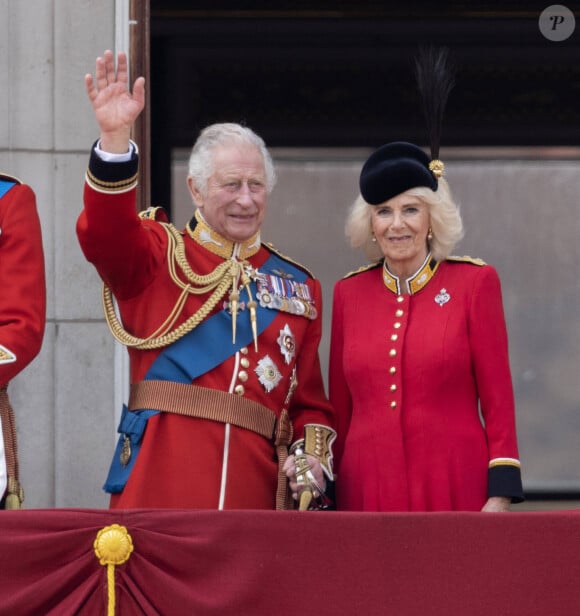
left=1, top=508, right=579, bottom=615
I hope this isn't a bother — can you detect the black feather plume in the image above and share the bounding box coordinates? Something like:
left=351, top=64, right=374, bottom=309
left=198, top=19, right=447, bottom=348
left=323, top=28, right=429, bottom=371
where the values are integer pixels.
left=414, top=46, right=455, bottom=160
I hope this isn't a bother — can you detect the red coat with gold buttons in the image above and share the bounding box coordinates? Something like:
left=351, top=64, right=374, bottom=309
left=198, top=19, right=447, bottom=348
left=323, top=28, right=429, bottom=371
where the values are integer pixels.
left=329, top=256, right=523, bottom=511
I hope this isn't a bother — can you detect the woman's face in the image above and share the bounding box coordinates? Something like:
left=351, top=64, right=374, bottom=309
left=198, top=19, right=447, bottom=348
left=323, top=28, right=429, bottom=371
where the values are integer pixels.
left=370, top=192, right=430, bottom=276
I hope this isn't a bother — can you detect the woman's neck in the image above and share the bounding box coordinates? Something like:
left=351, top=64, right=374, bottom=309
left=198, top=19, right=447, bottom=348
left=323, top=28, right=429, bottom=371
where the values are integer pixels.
left=384, top=254, right=428, bottom=282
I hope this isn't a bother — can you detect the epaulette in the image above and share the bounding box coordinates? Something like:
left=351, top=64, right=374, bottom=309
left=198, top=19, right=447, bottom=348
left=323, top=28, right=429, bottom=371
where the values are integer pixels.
left=446, top=255, right=486, bottom=266
left=0, top=173, right=22, bottom=185
left=264, top=242, right=315, bottom=279
left=138, top=206, right=169, bottom=223
left=343, top=260, right=383, bottom=279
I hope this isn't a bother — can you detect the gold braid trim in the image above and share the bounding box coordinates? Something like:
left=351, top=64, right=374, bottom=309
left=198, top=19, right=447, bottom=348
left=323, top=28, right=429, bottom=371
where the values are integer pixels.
left=290, top=423, right=337, bottom=481
left=102, top=222, right=240, bottom=350
left=304, top=423, right=336, bottom=480
left=86, top=168, right=138, bottom=193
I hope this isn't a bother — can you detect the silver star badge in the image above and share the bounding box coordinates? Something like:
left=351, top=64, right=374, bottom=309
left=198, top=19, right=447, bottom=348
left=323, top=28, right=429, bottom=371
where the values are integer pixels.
left=255, top=355, right=282, bottom=392
left=277, top=324, right=296, bottom=365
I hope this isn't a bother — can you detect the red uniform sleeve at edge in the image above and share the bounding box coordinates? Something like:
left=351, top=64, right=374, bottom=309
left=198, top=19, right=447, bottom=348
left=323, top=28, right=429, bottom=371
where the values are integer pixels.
left=0, top=184, right=46, bottom=385
left=469, top=265, right=521, bottom=462
left=78, top=183, right=167, bottom=298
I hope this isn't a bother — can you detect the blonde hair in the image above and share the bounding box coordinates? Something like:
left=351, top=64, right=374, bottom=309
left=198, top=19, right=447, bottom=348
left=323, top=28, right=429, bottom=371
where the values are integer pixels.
left=345, top=177, right=464, bottom=262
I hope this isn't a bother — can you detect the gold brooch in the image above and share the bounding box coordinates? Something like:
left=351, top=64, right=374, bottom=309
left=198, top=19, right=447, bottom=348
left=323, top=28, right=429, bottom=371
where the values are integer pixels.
left=429, top=159, right=445, bottom=178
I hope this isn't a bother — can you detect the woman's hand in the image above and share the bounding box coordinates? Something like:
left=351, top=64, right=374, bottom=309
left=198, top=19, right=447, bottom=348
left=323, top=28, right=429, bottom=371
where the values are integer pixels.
left=481, top=496, right=511, bottom=512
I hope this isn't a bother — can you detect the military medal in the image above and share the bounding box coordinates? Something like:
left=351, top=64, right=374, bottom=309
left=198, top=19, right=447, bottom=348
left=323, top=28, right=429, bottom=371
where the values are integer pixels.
left=277, top=324, right=296, bottom=364
left=256, top=272, right=317, bottom=319
left=120, top=434, right=132, bottom=467
left=255, top=355, right=282, bottom=392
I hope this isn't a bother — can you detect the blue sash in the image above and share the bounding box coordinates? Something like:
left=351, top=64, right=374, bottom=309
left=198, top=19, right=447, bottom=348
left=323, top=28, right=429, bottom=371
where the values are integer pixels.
left=0, top=179, right=17, bottom=199
left=104, top=251, right=307, bottom=493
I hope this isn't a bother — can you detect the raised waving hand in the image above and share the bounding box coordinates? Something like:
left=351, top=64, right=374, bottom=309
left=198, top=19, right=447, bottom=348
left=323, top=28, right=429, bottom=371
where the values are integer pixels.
left=85, top=50, right=145, bottom=153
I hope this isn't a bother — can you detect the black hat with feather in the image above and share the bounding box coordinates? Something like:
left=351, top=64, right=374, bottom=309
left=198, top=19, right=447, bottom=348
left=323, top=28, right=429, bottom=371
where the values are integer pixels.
left=359, top=47, right=455, bottom=205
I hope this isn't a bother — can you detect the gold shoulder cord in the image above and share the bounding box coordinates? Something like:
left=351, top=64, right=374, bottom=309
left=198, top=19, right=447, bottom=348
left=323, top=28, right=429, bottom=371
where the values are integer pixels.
left=102, top=223, right=235, bottom=350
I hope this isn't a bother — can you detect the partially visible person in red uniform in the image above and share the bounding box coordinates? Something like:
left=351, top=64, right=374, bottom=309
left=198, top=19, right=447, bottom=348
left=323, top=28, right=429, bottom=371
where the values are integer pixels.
left=0, top=175, right=46, bottom=510
left=329, top=49, right=523, bottom=512
left=77, top=50, right=335, bottom=510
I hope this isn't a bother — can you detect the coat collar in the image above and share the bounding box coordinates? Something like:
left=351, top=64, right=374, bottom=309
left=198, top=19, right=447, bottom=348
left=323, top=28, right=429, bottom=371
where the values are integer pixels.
left=382, top=253, right=440, bottom=295
left=185, top=210, right=261, bottom=260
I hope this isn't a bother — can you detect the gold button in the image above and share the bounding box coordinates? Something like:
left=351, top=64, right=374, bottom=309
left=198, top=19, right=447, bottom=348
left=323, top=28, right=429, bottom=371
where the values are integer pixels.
left=240, top=357, right=250, bottom=368
left=238, top=370, right=248, bottom=382
left=395, top=309, right=404, bottom=317
left=240, top=347, right=249, bottom=355
left=234, top=384, right=245, bottom=395
left=389, top=349, right=396, bottom=357
left=389, top=366, right=396, bottom=374
left=390, top=401, right=397, bottom=409
left=397, top=296, right=405, bottom=303
left=393, top=322, right=401, bottom=329
left=391, top=334, right=398, bottom=341
left=390, top=384, right=397, bottom=392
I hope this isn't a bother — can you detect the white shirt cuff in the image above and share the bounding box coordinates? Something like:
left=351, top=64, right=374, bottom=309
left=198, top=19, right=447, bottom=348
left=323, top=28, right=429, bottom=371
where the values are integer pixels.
left=94, top=140, right=137, bottom=162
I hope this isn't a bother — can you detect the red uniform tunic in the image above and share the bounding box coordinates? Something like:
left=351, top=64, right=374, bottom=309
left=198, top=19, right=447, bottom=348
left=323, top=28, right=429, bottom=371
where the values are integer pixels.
left=0, top=177, right=46, bottom=501
left=329, top=256, right=523, bottom=511
left=77, top=148, right=334, bottom=509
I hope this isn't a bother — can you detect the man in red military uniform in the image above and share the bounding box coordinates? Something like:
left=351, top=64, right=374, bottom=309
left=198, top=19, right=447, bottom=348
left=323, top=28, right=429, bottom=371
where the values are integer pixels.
left=0, top=175, right=46, bottom=509
left=77, top=50, right=335, bottom=510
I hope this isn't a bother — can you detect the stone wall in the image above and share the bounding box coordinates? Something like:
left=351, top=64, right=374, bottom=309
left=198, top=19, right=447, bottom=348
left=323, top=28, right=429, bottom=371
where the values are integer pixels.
left=0, top=0, right=117, bottom=508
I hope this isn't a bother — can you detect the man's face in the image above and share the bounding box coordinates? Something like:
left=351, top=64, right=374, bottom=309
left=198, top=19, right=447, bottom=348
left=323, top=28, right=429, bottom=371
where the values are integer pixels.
left=188, top=143, right=268, bottom=243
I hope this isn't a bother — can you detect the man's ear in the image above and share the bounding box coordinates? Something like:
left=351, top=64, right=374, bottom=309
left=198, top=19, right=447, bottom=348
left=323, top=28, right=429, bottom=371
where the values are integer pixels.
left=187, top=176, right=203, bottom=208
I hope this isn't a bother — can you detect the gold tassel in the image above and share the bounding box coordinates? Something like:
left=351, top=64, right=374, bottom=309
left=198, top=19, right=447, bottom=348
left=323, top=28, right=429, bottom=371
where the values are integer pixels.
left=5, top=477, right=23, bottom=509
left=240, top=269, right=259, bottom=351
left=229, top=290, right=239, bottom=343
left=247, top=300, right=258, bottom=352
left=228, top=261, right=241, bottom=343
left=5, top=492, right=22, bottom=510
left=94, top=524, right=134, bottom=616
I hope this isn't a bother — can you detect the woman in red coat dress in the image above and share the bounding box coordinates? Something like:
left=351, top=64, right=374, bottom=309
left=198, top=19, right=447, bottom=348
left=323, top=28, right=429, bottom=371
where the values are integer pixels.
left=329, top=141, right=524, bottom=512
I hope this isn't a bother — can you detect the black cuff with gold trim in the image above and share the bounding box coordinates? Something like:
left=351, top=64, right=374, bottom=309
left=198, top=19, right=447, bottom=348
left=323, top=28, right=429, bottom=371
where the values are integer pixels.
left=488, top=465, right=524, bottom=503
left=86, top=140, right=139, bottom=193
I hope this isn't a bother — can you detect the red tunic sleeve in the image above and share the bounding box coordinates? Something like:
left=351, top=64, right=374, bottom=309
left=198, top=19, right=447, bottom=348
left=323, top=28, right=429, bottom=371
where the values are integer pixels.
left=328, top=278, right=353, bottom=469
left=0, top=182, right=46, bottom=386
left=468, top=264, right=523, bottom=500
